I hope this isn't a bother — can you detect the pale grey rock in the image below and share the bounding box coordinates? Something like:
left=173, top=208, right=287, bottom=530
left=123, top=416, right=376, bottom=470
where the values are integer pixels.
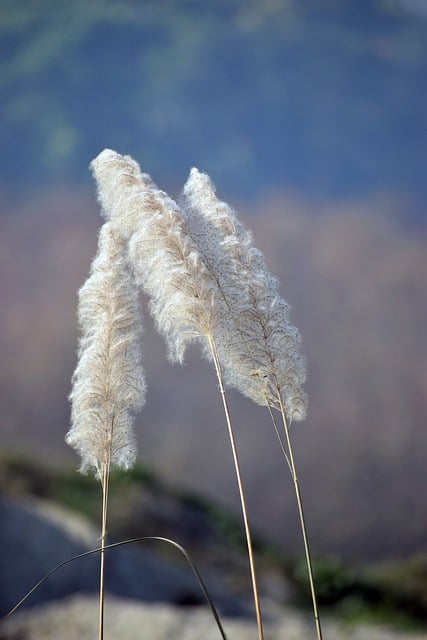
left=2, top=594, right=426, bottom=640
left=0, top=497, right=244, bottom=619
left=2, top=497, right=426, bottom=640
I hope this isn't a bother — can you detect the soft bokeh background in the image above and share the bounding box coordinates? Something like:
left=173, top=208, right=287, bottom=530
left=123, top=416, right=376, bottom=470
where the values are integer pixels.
left=1, top=0, right=426, bottom=564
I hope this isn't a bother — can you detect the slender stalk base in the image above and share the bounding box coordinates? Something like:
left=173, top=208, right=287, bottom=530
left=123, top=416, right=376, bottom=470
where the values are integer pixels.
left=277, top=394, right=322, bottom=640
left=99, top=460, right=110, bottom=640
left=208, top=336, right=264, bottom=640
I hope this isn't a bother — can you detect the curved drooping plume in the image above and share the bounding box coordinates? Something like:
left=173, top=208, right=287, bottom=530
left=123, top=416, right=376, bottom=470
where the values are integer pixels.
left=89, top=149, right=306, bottom=421
left=90, top=149, right=219, bottom=363
left=180, top=168, right=307, bottom=421
left=84, top=149, right=311, bottom=639
left=67, top=222, right=146, bottom=476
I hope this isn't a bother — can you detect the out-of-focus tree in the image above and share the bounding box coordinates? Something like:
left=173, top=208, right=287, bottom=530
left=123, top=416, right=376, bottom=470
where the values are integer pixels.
left=0, top=187, right=425, bottom=559
left=0, top=0, right=426, bottom=200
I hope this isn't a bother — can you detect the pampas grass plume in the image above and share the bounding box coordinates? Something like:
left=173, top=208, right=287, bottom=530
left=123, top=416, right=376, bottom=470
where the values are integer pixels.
left=180, top=167, right=307, bottom=422
left=85, top=148, right=318, bottom=640
left=66, top=222, right=146, bottom=477
left=90, top=149, right=219, bottom=363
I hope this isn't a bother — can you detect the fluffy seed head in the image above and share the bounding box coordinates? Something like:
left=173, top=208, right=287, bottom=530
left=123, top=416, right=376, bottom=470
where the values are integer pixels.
left=181, top=168, right=307, bottom=421
left=67, top=222, right=146, bottom=476
left=90, top=149, right=219, bottom=363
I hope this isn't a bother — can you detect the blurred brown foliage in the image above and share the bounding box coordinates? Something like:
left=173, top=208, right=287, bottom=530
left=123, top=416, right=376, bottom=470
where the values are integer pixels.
left=0, top=188, right=425, bottom=561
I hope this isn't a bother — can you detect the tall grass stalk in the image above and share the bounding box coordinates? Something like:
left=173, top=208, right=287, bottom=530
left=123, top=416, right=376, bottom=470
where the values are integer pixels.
left=91, top=149, right=265, bottom=638
left=89, top=150, right=320, bottom=639
left=99, top=459, right=110, bottom=640
left=2, top=536, right=228, bottom=640
left=208, top=335, right=264, bottom=640
left=262, top=388, right=322, bottom=639
left=181, top=167, right=322, bottom=639
left=277, top=396, right=323, bottom=640
left=66, top=222, right=146, bottom=640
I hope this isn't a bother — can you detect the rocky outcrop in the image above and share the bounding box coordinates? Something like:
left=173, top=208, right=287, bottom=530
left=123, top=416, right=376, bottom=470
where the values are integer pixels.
left=0, top=497, right=246, bottom=619
left=2, top=594, right=426, bottom=640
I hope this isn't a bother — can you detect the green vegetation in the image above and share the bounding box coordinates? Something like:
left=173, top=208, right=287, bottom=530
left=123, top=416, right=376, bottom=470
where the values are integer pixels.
left=1, top=0, right=426, bottom=198
left=180, top=491, right=276, bottom=558
left=0, top=451, right=252, bottom=550
left=291, top=554, right=427, bottom=629
left=2, top=451, right=427, bottom=630
left=0, top=452, right=157, bottom=521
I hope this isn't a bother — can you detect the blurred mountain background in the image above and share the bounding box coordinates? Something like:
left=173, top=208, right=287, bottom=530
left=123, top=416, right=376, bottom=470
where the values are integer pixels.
left=0, top=0, right=426, bottom=571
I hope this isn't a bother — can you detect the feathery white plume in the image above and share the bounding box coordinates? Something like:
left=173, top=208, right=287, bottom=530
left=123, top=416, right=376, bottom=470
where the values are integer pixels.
left=67, top=222, right=146, bottom=476
left=89, top=150, right=306, bottom=420
left=180, top=168, right=307, bottom=421
left=90, top=149, right=219, bottom=363
left=85, top=150, right=310, bottom=638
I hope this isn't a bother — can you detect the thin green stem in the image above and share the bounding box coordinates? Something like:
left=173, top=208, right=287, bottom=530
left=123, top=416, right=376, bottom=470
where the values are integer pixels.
left=1, top=536, right=228, bottom=640
left=276, top=392, right=322, bottom=640
left=264, top=392, right=292, bottom=473
left=208, top=335, right=264, bottom=640
left=99, top=458, right=110, bottom=640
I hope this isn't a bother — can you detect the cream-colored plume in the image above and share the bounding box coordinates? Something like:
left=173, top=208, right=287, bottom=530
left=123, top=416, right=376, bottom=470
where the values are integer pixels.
left=180, top=168, right=307, bottom=421
left=84, top=149, right=310, bottom=640
left=90, top=149, right=219, bottom=363
left=89, top=149, right=306, bottom=421
left=67, top=222, right=146, bottom=476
